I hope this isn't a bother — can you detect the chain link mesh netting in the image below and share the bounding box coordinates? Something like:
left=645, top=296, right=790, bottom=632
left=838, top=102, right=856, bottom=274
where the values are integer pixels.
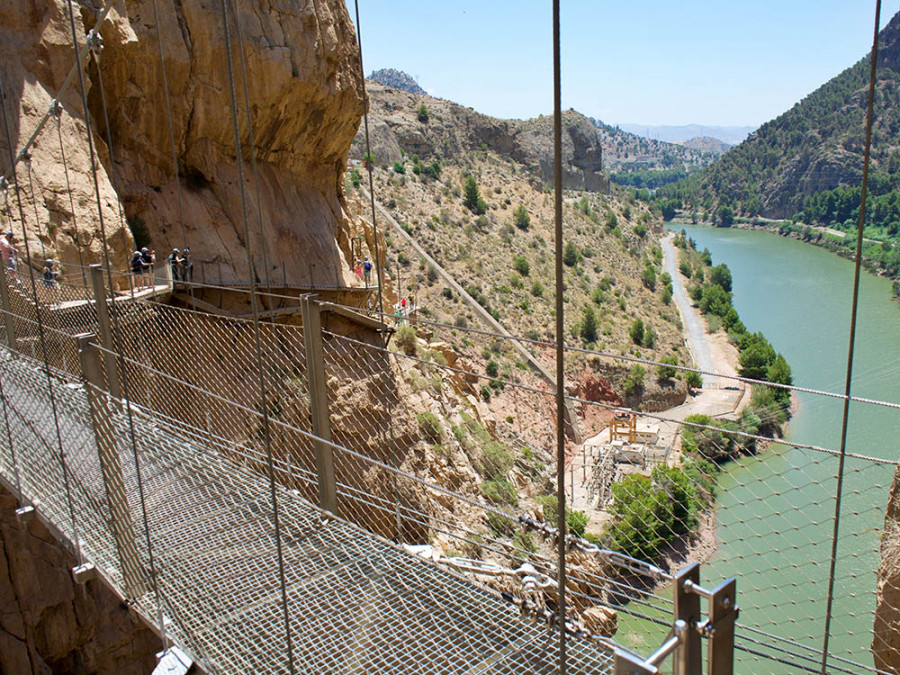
left=0, top=263, right=898, bottom=673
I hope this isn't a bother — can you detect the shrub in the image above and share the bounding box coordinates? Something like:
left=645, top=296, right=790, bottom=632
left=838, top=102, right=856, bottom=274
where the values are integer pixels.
left=629, top=318, right=645, bottom=345
left=633, top=223, right=647, bottom=238
left=416, top=103, right=429, bottom=122
left=392, top=161, right=406, bottom=174
left=416, top=412, right=443, bottom=445
left=535, top=495, right=589, bottom=536
left=349, top=168, right=361, bottom=188
left=580, top=306, right=598, bottom=343
left=423, top=161, right=441, bottom=180
left=395, top=325, right=418, bottom=355
left=480, top=385, right=491, bottom=401
left=486, top=360, right=500, bottom=377
left=661, top=285, right=672, bottom=305
left=477, top=441, right=513, bottom=478
left=657, top=355, right=678, bottom=380
left=623, top=364, right=645, bottom=397
left=513, top=204, right=531, bottom=230
left=642, top=325, right=656, bottom=348
left=531, top=280, right=544, bottom=297
left=463, top=175, right=487, bottom=214
left=641, top=265, right=657, bottom=291
left=685, top=370, right=703, bottom=391
left=479, top=479, right=518, bottom=505
left=513, top=255, right=530, bottom=276
left=563, top=241, right=581, bottom=267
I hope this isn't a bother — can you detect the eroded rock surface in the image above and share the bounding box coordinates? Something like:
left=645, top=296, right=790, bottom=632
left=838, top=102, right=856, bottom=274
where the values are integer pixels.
left=1, top=0, right=364, bottom=287
left=0, top=484, right=159, bottom=674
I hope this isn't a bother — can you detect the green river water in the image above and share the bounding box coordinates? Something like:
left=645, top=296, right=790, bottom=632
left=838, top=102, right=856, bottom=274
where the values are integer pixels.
left=625, top=226, right=900, bottom=673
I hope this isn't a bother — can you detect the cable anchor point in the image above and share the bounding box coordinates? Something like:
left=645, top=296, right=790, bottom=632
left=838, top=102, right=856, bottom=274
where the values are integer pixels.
left=49, top=100, right=63, bottom=118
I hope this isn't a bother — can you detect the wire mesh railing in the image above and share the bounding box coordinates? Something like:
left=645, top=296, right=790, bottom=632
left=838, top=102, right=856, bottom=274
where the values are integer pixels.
left=2, top=260, right=899, bottom=672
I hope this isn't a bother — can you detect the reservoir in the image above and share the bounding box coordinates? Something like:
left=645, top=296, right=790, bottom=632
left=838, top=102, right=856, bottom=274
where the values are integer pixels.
left=679, top=225, right=900, bottom=673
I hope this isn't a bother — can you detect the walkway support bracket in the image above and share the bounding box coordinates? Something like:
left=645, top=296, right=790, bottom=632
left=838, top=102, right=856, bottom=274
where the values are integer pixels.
left=0, top=269, right=17, bottom=351
left=614, top=561, right=737, bottom=675
left=674, top=562, right=703, bottom=675
left=76, top=332, right=147, bottom=598
left=300, top=295, right=337, bottom=515
left=89, top=265, right=121, bottom=399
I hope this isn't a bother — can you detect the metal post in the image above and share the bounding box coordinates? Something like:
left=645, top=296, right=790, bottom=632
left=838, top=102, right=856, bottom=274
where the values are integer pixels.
left=89, top=265, right=121, bottom=399
left=673, top=562, right=703, bottom=675
left=0, top=268, right=17, bottom=350
left=707, top=578, right=738, bottom=675
left=300, top=295, right=337, bottom=514
left=76, top=333, right=147, bottom=597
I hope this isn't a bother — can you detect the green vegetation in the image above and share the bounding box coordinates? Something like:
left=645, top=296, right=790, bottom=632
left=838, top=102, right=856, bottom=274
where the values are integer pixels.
left=656, top=355, right=678, bottom=381
left=623, top=364, right=645, bottom=397
left=463, top=175, right=487, bottom=214
left=349, top=168, right=362, bottom=188
left=536, top=494, right=589, bottom=536
left=416, top=412, right=443, bottom=445
left=610, top=168, right=689, bottom=190
left=513, top=204, right=531, bottom=230
left=513, top=255, right=530, bottom=276
left=393, top=161, right=406, bottom=174
left=395, top=325, right=418, bottom=356
left=580, top=306, right=598, bottom=344
left=563, top=241, right=581, bottom=267
left=605, top=462, right=714, bottom=561
left=629, top=318, right=644, bottom=345
left=416, top=103, right=429, bottom=123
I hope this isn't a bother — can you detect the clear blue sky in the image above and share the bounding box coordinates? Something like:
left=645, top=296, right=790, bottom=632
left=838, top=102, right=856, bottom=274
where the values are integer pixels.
left=347, top=1, right=893, bottom=127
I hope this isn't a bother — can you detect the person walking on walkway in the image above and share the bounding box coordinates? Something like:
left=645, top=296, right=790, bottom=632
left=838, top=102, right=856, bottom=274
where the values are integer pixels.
left=182, top=247, right=193, bottom=283
left=168, top=248, right=183, bottom=283
left=0, top=231, right=17, bottom=272
left=131, top=250, right=148, bottom=290
left=363, top=256, right=372, bottom=288
left=140, top=247, right=155, bottom=289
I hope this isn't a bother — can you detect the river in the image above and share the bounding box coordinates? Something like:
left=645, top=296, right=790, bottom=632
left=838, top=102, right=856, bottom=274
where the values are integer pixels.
left=677, top=225, right=900, bottom=673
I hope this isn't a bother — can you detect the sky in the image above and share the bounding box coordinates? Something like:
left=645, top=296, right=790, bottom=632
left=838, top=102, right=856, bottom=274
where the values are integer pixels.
left=348, top=1, right=895, bottom=128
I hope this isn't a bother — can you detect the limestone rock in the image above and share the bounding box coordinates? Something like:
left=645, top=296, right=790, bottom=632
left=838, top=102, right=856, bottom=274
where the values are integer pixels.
left=582, top=605, right=618, bottom=637
left=2, top=0, right=365, bottom=288
left=0, top=485, right=159, bottom=673
left=874, top=463, right=900, bottom=672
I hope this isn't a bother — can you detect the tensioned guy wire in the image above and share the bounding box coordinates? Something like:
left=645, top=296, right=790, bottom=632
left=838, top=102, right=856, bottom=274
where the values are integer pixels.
left=219, top=0, right=295, bottom=670
left=820, top=1, right=882, bottom=671
left=0, top=78, right=81, bottom=564
left=353, top=0, right=386, bottom=319
left=62, top=0, right=167, bottom=647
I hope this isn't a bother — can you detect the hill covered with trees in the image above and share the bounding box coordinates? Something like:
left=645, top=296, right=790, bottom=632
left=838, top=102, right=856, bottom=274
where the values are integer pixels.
left=660, top=10, right=900, bottom=222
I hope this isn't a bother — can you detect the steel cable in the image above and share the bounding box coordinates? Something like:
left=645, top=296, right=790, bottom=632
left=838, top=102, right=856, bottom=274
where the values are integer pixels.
left=218, top=0, right=294, bottom=669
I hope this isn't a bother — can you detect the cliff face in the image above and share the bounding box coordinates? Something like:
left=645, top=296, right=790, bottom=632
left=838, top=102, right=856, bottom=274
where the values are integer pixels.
left=874, top=464, right=900, bottom=672
left=0, top=485, right=159, bottom=673
left=1, top=0, right=364, bottom=286
left=351, top=82, right=609, bottom=192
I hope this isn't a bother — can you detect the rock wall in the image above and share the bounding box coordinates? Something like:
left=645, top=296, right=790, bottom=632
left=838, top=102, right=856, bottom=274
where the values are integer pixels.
left=1, top=0, right=365, bottom=287
left=874, top=463, right=900, bottom=673
left=0, top=484, right=159, bottom=674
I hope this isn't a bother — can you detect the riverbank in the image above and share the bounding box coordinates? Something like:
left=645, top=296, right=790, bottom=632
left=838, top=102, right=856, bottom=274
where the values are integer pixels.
left=672, top=216, right=900, bottom=297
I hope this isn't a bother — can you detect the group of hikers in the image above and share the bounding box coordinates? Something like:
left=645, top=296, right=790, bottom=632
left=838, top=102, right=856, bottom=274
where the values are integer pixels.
left=1, top=230, right=59, bottom=291
left=131, top=246, right=193, bottom=289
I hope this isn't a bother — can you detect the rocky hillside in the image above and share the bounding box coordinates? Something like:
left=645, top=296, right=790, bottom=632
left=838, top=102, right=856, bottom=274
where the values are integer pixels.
left=369, top=68, right=427, bottom=95
left=0, top=0, right=363, bottom=287
left=680, top=136, right=732, bottom=156
left=351, top=82, right=608, bottom=192
left=345, top=84, right=689, bottom=417
left=594, top=120, right=722, bottom=173
left=661, top=9, right=900, bottom=219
